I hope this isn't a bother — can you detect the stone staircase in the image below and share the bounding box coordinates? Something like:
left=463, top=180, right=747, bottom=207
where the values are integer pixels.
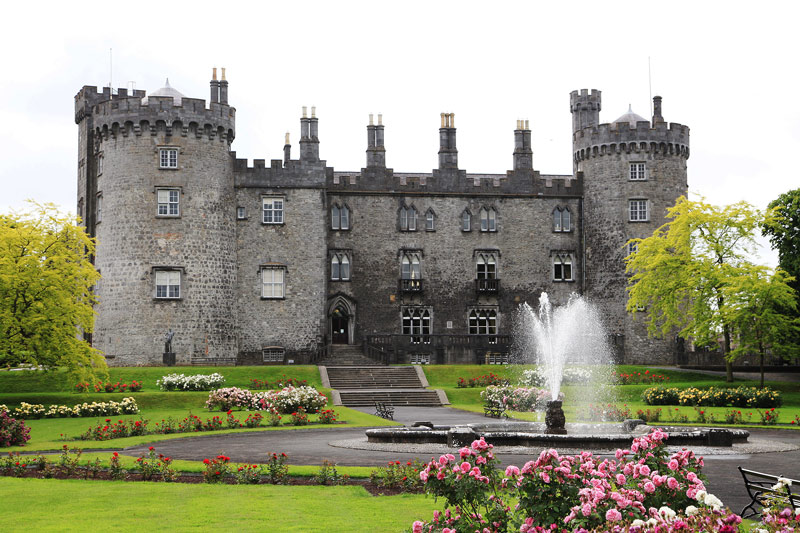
left=317, top=344, right=382, bottom=366
left=321, top=364, right=446, bottom=408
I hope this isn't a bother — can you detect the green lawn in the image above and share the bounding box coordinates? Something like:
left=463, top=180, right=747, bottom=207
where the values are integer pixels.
left=0, top=477, right=437, bottom=532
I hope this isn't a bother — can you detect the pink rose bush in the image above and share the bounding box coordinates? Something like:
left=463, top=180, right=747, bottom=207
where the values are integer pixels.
left=411, top=429, right=741, bottom=533
left=481, top=385, right=562, bottom=412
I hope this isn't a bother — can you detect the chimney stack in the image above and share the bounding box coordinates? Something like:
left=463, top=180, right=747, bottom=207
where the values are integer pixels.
left=366, top=113, right=386, bottom=168
left=210, top=68, right=219, bottom=104
left=438, top=113, right=458, bottom=169
left=219, top=68, right=228, bottom=104
left=513, top=119, right=533, bottom=171
left=652, top=96, right=664, bottom=125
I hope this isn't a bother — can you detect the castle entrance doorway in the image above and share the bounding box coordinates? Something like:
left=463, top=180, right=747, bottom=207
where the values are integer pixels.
left=331, top=305, right=349, bottom=344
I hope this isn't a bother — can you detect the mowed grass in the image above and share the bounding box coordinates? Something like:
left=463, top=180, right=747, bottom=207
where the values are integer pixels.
left=0, top=478, right=438, bottom=532
left=425, top=364, right=800, bottom=427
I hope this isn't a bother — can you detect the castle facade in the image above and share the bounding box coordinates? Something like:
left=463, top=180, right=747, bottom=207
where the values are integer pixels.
left=74, top=71, right=689, bottom=366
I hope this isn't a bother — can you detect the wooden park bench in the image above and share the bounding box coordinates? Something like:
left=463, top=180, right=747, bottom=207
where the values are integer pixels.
left=738, top=467, right=800, bottom=518
left=483, top=401, right=507, bottom=419
left=374, top=402, right=395, bottom=420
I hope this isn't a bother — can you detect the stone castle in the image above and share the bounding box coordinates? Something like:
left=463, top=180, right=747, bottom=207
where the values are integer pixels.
left=74, top=69, right=689, bottom=366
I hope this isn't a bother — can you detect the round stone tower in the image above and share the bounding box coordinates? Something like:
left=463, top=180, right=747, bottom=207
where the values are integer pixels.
left=75, top=72, right=237, bottom=365
left=570, top=89, right=689, bottom=364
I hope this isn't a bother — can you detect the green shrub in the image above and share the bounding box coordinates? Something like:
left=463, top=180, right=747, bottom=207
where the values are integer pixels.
left=641, top=386, right=680, bottom=405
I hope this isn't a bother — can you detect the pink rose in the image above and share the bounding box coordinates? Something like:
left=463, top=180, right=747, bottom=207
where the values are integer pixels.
left=412, top=521, right=423, bottom=533
left=505, top=465, right=520, bottom=477
left=616, top=474, right=626, bottom=484
left=644, top=481, right=656, bottom=493
left=667, top=477, right=679, bottom=490
left=668, top=459, right=679, bottom=471
left=606, top=509, right=622, bottom=522
left=582, top=503, right=593, bottom=516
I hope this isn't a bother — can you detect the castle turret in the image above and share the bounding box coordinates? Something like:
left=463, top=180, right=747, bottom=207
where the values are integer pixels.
left=76, top=70, right=237, bottom=365
left=571, top=90, right=689, bottom=364
left=570, top=89, right=601, bottom=133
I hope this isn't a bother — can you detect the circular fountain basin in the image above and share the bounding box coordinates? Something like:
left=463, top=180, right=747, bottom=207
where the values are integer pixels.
left=365, top=421, right=749, bottom=449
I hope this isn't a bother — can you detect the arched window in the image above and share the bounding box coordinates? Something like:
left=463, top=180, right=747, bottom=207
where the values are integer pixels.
left=401, top=252, right=421, bottom=280
left=425, top=209, right=436, bottom=231
left=400, top=205, right=417, bottom=231
left=402, top=307, right=432, bottom=344
left=476, top=253, right=497, bottom=280
left=468, top=309, right=497, bottom=335
left=480, top=207, right=496, bottom=232
left=330, top=252, right=351, bottom=281
left=553, top=207, right=572, bottom=232
left=331, top=204, right=350, bottom=230
left=461, top=210, right=471, bottom=232
left=553, top=253, right=573, bottom=281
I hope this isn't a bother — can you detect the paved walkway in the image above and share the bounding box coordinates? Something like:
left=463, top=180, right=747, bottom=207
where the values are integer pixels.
left=652, top=366, right=800, bottom=383
left=124, top=406, right=800, bottom=516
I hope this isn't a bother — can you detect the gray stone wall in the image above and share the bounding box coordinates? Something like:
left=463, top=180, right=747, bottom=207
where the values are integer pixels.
left=233, top=186, right=328, bottom=361
left=327, top=184, right=582, bottom=346
left=91, top=111, right=237, bottom=365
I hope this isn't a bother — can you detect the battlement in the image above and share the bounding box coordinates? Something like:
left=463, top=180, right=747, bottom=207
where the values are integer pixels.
left=572, top=120, right=690, bottom=162
left=76, top=85, right=235, bottom=143
left=569, top=89, right=602, bottom=111
left=233, top=153, right=330, bottom=188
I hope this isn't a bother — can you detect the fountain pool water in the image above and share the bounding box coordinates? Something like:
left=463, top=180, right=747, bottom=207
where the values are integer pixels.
left=364, top=292, right=749, bottom=448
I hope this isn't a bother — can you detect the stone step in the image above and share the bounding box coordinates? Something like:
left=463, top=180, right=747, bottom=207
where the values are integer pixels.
left=326, top=366, right=424, bottom=389
left=337, top=390, right=443, bottom=407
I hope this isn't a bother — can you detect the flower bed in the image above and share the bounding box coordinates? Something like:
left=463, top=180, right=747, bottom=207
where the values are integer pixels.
left=456, top=373, right=506, bottom=388
left=264, top=386, right=328, bottom=414
left=0, top=397, right=139, bottom=419
left=156, top=373, right=225, bottom=391
left=0, top=411, right=30, bottom=447
left=617, top=369, right=669, bottom=385
left=249, top=376, right=308, bottom=390
left=519, top=367, right=597, bottom=387
left=642, top=386, right=782, bottom=408
left=480, top=385, right=556, bottom=411
left=411, top=429, right=726, bottom=533
left=75, top=381, right=143, bottom=393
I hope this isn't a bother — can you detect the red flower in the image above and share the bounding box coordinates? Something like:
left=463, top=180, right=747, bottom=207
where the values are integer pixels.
left=149, top=446, right=154, bottom=451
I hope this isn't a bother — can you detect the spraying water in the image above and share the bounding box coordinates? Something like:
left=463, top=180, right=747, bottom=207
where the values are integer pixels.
left=515, top=292, right=615, bottom=404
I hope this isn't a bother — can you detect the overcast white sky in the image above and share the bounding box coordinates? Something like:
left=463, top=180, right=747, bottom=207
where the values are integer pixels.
left=1, top=1, right=797, bottom=265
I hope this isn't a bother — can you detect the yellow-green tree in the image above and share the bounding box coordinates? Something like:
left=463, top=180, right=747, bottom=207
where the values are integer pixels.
left=625, top=196, right=767, bottom=382
left=0, top=203, right=105, bottom=380
left=724, top=265, right=799, bottom=387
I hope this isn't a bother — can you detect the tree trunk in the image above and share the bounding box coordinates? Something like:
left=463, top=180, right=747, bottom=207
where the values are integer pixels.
left=723, top=323, right=733, bottom=383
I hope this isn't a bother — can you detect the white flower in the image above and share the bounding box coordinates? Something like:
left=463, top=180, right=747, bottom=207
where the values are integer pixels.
left=646, top=518, right=658, bottom=527
left=685, top=505, right=699, bottom=516
left=703, top=493, right=724, bottom=510
left=695, top=490, right=707, bottom=502
left=658, top=506, right=676, bottom=519
left=631, top=519, right=645, bottom=527
left=778, top=477, right=792, bottom=486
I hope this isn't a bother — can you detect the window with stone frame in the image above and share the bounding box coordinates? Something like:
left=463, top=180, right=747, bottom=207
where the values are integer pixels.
left=629, top=162, right=646, bottom=181
left=97, top=153, right=104, bottom=176
left=96, top=193, right=102, bottom=224
left=553, top=206, right=571, bottom=232
left=629, top=199, right=649, bottom=222
left=476, top=252, right=498, bottom=280
left=261, top=265, right=285, bottom=299
left=262, top=347, right=285, bottom=363
left=468, top=309, right=497, bottom=335
left=237, top=206, right=246, bottom=220
left=159, top=148, right=178, bottom=169
left=402, top=307, right=432, bottom=344
left=480, top=207, right=497, bottom=232
left=399, top=205, right=417, bottom=231
left=461, top=209, right=472, bottom=232
left=425, top=208, right=436, bottom=231
left=330, top=251, right=351, bottom=281
left=154, top=269, right=181, bottom=299
left=331, top=203, right=350, bottom=230
left=627, top=240, right=639, bottom=257
left=77, top=197, right=84, bottom=222
left=157, top=189, right=180, bottom=217
left=400, top=252, right=422, bottom=280
left=262, top=197, right=285, bottom=224
left=552, top=252, right=573, bottom=282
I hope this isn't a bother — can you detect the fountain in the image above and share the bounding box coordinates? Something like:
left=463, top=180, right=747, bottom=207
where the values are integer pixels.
left=365, top=292, right=748, bottom=449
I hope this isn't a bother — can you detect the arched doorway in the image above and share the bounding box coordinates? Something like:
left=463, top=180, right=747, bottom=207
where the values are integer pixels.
left=331, top=305, right=350, bottom=344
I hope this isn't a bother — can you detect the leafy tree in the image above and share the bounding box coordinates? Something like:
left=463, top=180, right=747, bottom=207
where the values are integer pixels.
left=763, top=188, right=800, bottom=293
left=724, top=265, right=799, bottom=387
left=0, top=203, right=106, bottom=381
left=625, top=196, right=766, bottom=382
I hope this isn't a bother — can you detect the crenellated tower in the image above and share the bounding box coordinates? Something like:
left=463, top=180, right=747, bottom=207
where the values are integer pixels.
left=75, top=70, right=238, bottom=365
left=571, top=89, right=689, bottom=363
